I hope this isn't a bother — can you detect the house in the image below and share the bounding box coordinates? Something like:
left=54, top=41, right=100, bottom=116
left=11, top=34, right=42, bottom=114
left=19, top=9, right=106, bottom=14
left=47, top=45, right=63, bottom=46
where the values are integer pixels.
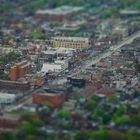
left=97, top=87, right=117, bottom=96
left=63, top=100, right=77, bottom=110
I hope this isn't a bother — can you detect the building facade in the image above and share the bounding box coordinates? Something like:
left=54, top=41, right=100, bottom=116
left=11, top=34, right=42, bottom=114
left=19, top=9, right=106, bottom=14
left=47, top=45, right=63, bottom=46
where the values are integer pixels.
left=52, top=37, right=89, bottom=50
left=0, top=80, right=30, bottom=91
left=36, top=6, right=83, bottom=21
left=10, top=61, right=31, bottom=81
left=0, top=93, right=16, bottom=104
left=33, top=93, right=66, bottom=108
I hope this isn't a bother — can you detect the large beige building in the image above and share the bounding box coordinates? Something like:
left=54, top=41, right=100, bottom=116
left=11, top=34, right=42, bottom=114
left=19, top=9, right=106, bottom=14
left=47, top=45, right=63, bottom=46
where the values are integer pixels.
left=51, top=37, right=89, bottom=50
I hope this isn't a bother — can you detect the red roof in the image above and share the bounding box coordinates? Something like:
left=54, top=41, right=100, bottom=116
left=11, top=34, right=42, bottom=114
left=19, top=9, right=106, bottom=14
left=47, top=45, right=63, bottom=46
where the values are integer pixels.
left=113, top=64, right=124, bottom=67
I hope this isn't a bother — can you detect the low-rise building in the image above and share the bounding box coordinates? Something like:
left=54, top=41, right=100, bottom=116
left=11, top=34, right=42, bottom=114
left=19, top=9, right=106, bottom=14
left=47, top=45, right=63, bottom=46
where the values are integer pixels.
left=0, top=80, right=30, bottom=91
left=112, top=26, right=128, bottom=37
left=0, top=114, right=21, bottom=129
left=52, top=37, right=90, bottom=50
left=0, top=93, right=16, bottom=104
left=119, top=10, right=140, bottom=17
left=57, top=20, right=86, bottom=31
left=36, top=6, right=83, bottom=21
left=33, top=89, right=66, bottom=108
left=41, top=63, right=63, bottom=73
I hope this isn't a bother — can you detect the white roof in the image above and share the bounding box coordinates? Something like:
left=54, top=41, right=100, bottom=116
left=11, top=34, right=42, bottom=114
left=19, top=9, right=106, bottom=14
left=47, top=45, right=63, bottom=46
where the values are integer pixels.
left=0, top=93, right=16, bottom=99
left=120, top=10, right=140, bottom=14
left=55, top=60, right=66, bottom=64
left=56, top=47, right=75, bottom=54
left=41, top=63, right=62, bottom=73
left=36, top=6, right=83, bottom=15
left=43, top=47, right=75, bottom=55
left=43, top=50, right=56, bottom=55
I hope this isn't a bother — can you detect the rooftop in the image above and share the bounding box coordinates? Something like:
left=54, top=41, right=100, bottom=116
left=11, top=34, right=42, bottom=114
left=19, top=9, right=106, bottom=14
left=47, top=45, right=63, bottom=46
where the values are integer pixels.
left=120, top=10, right=140, bottom=15
left=36, top=6, right=83, bottom=15
left=0, top=93, right=16, bottom=99
left=41, top=63, right=62, bottom=73
left=52, top=36, right=89, bottom=42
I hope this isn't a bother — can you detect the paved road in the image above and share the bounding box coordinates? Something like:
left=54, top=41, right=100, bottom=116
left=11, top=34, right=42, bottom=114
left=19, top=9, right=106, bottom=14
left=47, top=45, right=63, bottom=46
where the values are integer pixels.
left=48, top=31, right=140, bottom=84
left=70, top=31, right=140, bottom=77
left=4, top=31, right=140, bottom=112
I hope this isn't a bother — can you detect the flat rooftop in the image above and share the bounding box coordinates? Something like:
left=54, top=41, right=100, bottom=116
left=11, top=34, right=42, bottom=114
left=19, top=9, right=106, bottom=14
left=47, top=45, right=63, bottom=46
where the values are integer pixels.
left=0, top=113, right=21, bottom=121
left=120, top=10, right=140, bottom=15
left=36, top=5, right=83, bottom=15
left=52, top=36, right=89, bottom=42
left=0, top=93, right=16, bottom=99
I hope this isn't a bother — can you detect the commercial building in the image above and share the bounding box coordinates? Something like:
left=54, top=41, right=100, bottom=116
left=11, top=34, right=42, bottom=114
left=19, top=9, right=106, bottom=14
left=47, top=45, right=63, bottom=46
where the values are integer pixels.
left=67, top=77, right=86, bottom=87
left=52, top=37, right=89, bottom=50
left=119, top=10, right=140, bottom=17
left=40, top=47, right=75, bottom=63
left=0, top=93, right=16, bottom=104
left=36, top=6, right=83, bottom=21
left=41, top=63, right=63, bottom=73
left=0, top=80, right=30, bottom=91
left=0, top=114, right=21, bottom=129
left=33, top=72, right=46, bottom=88
left=57, top=20, right=86, bottom=31
left=33, top=88, right=66, bottom=108
left=112, top=26, right=128, bottom=37
left=10, top=61, right=31, bottom=81
left=41, top=58, right=69, bottom=73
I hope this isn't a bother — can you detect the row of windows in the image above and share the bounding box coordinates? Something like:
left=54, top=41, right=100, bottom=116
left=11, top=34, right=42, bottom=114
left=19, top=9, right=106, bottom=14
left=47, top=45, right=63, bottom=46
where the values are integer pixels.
left=54, top=43, right=84, bottom=46
left=54, top=45, right=84, bottom=49
left=54, top=39, right=87, bottom=43
left=58, top=46, right=82, bottom=49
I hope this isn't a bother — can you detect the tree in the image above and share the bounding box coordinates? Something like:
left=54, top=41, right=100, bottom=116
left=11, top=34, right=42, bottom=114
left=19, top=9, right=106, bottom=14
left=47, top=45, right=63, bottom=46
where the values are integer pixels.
left=126, top=129, right=140, bottom=140
left=0, top=71, right=9, bottom=80
left=0, top=131, right=17, bottom=140
left=58, top=110, right=71, bottom=119
left=74, top=129, right=90, bottom=140
left=100, top=7, right=118, bottom=19
left=114, top=115, right=130, bottom=126
left=30, top=117, right=44, bottom=127
left=102, top=113, right=111, bottom=124
left=91, top=94, right=102, bottom=102
left=90, top=129, right=110, bottom=140
left=109, top=130, right=126, bottom=140
left=107, top=96, right=119, bottom=104
left=25, top=135, right=35, bottom=140
left=131, top=112, right=140, bottom=127
left=18, top=121, right=37, bottom=136
left=60, top=123, right=72, bottom=130
left=135, top=63, right=140, bottom=71
left=85, top=100, right=97, bottom=111
left=0, top=51, right=21, bottom=65
left=113, top=105, right=127, bottom=120
left=118, top=0, right=134, bottom=8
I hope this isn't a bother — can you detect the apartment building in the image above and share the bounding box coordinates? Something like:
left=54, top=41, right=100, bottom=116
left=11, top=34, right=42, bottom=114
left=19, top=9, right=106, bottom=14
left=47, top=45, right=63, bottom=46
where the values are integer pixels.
left=10, top=61, right=31, bottom=81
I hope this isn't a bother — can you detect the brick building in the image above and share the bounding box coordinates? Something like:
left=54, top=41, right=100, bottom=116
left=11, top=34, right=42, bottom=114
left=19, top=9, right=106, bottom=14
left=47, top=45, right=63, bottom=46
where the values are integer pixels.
left=36, top=6, right=83, bottom=21
left=0, top=80, right=30, bottom=91
left=33, top=88, right=67, bottom=108
left=10, top=61, right=31, bottom=81
left=0, top=114, right=21, bottom=129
